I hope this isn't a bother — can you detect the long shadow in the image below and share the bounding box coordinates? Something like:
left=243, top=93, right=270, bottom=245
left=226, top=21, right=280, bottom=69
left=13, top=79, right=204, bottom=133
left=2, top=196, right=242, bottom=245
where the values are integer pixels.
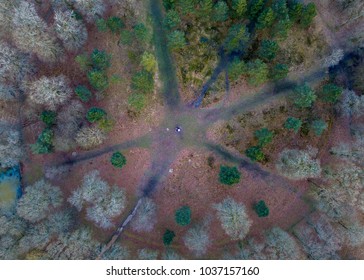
left=55, top=134, right=152, bottom=167
left=203, top=68, right=327, bottom=124
left=204, top=142, right=298, bottom=194
left=150, top=0, right=181, bottom=109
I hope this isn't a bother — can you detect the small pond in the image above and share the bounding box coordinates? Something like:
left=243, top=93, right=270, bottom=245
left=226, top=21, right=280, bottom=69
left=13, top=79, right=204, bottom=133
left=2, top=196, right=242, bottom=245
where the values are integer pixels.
left=0, top=166, right=22, bottom=210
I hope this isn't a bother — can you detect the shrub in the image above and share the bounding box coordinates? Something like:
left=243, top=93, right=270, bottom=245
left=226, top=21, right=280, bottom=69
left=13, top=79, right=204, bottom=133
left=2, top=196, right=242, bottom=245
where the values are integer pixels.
left=219, top=165, right=241, bottom=185
left=300, top=3, right=317, bottom=28
left=270, top=64, right=289, bottom=81
left=28, top=75, right=72, bottom=109
left=311, top=119, right=327, bottom=136
left=319, top=84, right=343, bottom=103
left=75, top=53, right=90, bottom=71
left=224, top=23, right=250, bottom=53
left=175, top=206, right=191, bottom=226
left=106, top=17, right=124, bottom=33
left=86, top=107, right=106, bottom=123
left=254, top=200, right=269, bottom=217
left=228, top=58, right=246, bottom=82
left=232, top=0, right=247, bottom=17
left=213, top=1, right=229, bottom=22
left=41, top=111, right=57, bottom=127
left=276, top=148, right=321, bottom=180
left=128, top=93, right=146, bottom=111
left=256, top=8, right=275, bottom=30
left=167, top=30, right=187, bottom=50
left=141, top=52, right=157, bottom=73
left=245, top=146, right=265, bottom=162
left=214, top=197, right=252, bottom=240
left=54, top=10, right=88, bottom=51
left=258, top=40, right=279, bottom=61
left=75, top=85, right=92, bottom=102
left=254, top=128, right=273, bottom=147
left=110, top=151, right=127, bottom=168
left=96, top=18, right=108, bottom=32
left=292, top=84, right=316, bottom=108
left=163, top=229, right=175, bottom=245
left=163, top=9, right=181, bottom=29
left=284, top=117, right=302, bottom=133
left=246, top=59, right=269, bottom=86
left=31, top=128, right=54, bottom=154
left=91, top=49, right=111, bottom=70
left=119, top=30, right=133, bottom=45
left=133, top=23, right=152, bottom=44
left=87, top=70, right=109, bottom=91
left=98, top=117, right=115, bottom=133
left=16, top=179, right=63, bottom=223
left=131, top=70, right=154, bottom=94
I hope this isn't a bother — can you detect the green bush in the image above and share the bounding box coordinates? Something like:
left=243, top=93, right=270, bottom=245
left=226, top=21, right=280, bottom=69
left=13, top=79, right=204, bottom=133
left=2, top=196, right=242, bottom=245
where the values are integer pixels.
left=75, top=53, right=90, bottom=71
left=111, top=151, right=127, bottom=168
left=270, top=64, right=289, bottom=81
left=319, top=83, right=343, bottom=103
left=75, top=85, right=92, bottom=102
left=120, top=30, right=133, bottom=45
left=86, top=107, right=106, bottom=123
left=284, top=117, right=302, bottom=133
left=91, top=49, right=111, bottom=71
left=175, top=206, right=191, bottom=226
left=254, top=128, right=273, bottom=147
left=106, top=17, right=124, bottom=34
left=141, top=52, right=157, bottom=73
left=258, top=40, right=279, bottom=61
left=128, top=93, right=146, bottom=111
left=228, top=58, right=246, bottom=82
left=163, top=9, right=181, bottom=29
left=311, top=119, right=327, bottom=136
left=254, top=200, right=269, bottom=217
left=167, top=30, right=187, bottom=50
left=134, top=23, right=152, bottom=44
left=40, top=110, right=56, bottom=127
left=245, top=146, right=265, bottom=162
left=96, top=18, right=108, bottom=32
left=131, top=70, right=154, bottom=94
left=31, top=128, right=54, bottom=154
left=246, top=59, right=269, bottom=86
left=219, top=165, right=241, bottom=185
left=88, top=70, right=109, bottom=91
left=300, top=3, right=317, bottom=28
left=292, top=84, right=316, bottom=108
left=163, top=229, right=176, bottom=245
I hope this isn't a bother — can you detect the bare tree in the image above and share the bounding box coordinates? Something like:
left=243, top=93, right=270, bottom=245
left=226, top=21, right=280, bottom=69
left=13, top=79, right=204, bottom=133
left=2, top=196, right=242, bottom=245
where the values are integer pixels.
left=138, top=248, right=159, bottom=260
left=130, top=197, right=157, bottom=233
left=339, top=90, right=364, bottom=118
left=68, top=170, right=127, bottom=229
left=0, top=0, right=19, bottom=38
left=276, top=148, right=321, bottom=180
left=16, top=179, right=63, bottom=223
left=214, top=197, right=252, bottom=240
left=0, top=84, right=17, bottom=101
left=183, top=222, right=211, bottom=257
left=101, top=244, right=130, bottom=260
left=73, top=0, right=106, bottom=23
left=12, top=1, right=63, bottom=62
left=323, top=49, right=344, bottom=68
left=27, top=75, right=72, bottom=109
left=54, top=10, right=88, bottom=52
left=0, top=124, right=23, bottom=168
left=75, top=126, right=106, bottom=149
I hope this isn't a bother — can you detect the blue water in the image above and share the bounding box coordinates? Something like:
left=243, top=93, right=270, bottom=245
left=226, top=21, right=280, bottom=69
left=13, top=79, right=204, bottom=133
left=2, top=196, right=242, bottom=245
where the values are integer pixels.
left=0, top=165, right=22, bottom=209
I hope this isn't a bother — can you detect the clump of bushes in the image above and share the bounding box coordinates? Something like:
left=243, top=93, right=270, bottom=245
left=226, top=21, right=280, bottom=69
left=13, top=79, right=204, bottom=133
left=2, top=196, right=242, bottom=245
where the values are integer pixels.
left=163, top=229, right=175, bottom=245
left=254, top=200, right=269, bottom=217
left=110, top=151, right=127, bottom=169
left=175, top=206, right=191, bottom=226
left=219, top=165, right=241, bottom=185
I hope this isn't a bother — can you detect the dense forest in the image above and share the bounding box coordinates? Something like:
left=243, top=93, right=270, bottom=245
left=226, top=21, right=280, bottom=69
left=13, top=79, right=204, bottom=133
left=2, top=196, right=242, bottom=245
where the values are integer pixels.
left=0, top=0, right=363, bottom=260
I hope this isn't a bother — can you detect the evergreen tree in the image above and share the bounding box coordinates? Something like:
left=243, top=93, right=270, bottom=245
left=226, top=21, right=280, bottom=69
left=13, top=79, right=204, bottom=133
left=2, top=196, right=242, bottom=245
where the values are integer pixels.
left=219, top=165, right=241, bottom=185
left=292, top=83, right=316, bottom=108
left=167, top=30, right=187, bottom=50
left=246, top=59, right=269, bottom=86
left=254, top=200, right=269, bottom=217
left=131, top=70, right=154, bottom=94
left=110, top=151, right=127, bottom=168
left=75, top=85, right=92, bottom=102
left=270, top=64, right=289, bottom=81
left=284, top=117, right=302, bottom=133
left=248, top=0, right=266, bottom=20
left=141, top=52, right=157, bottom=73
left=213, top=1, right=229, bottom=22
left=175, top=206, right=191, bottom=226
left=163, top=229, right=175, bottom=245
left=258, top=40, right=279, bottom=61
left=232, top=0, right=247, bottom=18
left=256, top=8, right=275, bottom=30
left=228, top=58, right=246, bottom=81
left=254, top=128, right=273, bottom=147
left=319, top=83, right=343, bottom=103
left=224, top=24, right=250, bottom=53
left=300, top=3, right=317, bottom=28
left=86, top=107, right=106, bottom=123
left=245, top=146, right=265, bottom=162
left=311, top=119, right=327, bottom=136
left=163, top=9, right=181, bottom=30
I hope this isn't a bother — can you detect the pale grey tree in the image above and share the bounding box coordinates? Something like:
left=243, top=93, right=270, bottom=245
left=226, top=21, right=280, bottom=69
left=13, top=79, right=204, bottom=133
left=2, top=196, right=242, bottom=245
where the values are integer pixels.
left=183, top=222, right=211, bottom=257
left=0, top=124, right=23, bottom=168
left=73, top=0, right=106, bottom=22
left=75, top=126, right=106, bottom=149
left=54, top=10, right=88, bottom=51
left=138, top=248, right=159, bottom=260
left=214, top=197, right=252, bottom=240
left=276, top=148, right=321, bottom=180
left=12, top=1, right=63, bottom=62
left=130, top=197, right=157, bottom=233
left=27, top=75, right=72, bottom=109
